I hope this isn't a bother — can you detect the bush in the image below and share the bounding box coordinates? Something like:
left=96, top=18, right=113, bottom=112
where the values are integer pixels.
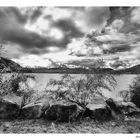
left=129, top=75, right=140, bottom=108
left=0, top=73, right=36, bottom=107
left=46, top=72, right=117, bottom=109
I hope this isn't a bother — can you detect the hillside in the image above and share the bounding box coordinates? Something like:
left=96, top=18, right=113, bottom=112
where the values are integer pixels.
left=0, top=57, right=22, bottom=72
left=115, top=65, right=140, bottom=74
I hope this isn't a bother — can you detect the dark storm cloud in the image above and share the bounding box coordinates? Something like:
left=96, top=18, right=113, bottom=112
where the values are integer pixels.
left=107, top=7, right=140, bottom=34
left=0, top=7, right=80, bottom=55
left=47, top=7, right=110, bottom=49
left=53, top=18, right=83, bottom=38
left=3, top=28, right=51, bottom=48
left=0, top=7, right=87, bottom=56
left=3, top=7, right=139, bottom=59
left=107, top=7, right=132, bottom=25
left=30, top=7, right=43, bottom=23
left=5, top=7, right=28, bottom=24
left=0, top=7, right=53, bottom=49
left=0, top=7, right=27, bottom=24
left=51, top=18, right=84, bottom=47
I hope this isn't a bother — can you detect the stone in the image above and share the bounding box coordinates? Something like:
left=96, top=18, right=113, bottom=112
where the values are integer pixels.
left=105, top=98, right=121, bottom=113
left=20, top=101, right=50, bottom=119
left=86, top=103, right=112, bottom=121
left=117, top=101, right=140, bottom=115
left=0, top=98, right=20, bottom=119
left=105, top=98, right=140, bottom=120
left=44, top=104, right=81, bottom=122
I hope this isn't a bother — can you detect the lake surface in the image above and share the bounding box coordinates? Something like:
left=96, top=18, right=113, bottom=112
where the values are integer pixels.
left=1, top=74, right=138, bottom=101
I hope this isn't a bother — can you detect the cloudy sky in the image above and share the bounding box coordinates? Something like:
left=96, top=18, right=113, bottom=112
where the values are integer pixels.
left=1, top=7, right=140, bottom=69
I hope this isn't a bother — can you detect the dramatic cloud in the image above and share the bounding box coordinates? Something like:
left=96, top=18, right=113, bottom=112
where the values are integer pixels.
left=131, top=7, right=140, bottom=25
left=73, top=7, right=110, bottom=32
left=0, top=6, right=111, bottom=59
left=2, top=7, right=140, bottom=69
left=111, top=19, right=124, bottom=31
left=0, top=7, right=56, bottom=50
left=84, top=7, right=110, bottom=29
left=13, top=50, right=80, bottom=67
left=65, top=7, right=140, bottom=69
left=13, top=55, right=53, bottom=67
left=29, top=7, right=43, bottom=23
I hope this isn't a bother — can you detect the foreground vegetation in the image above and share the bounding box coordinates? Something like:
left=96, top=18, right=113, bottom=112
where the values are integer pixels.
left=1, top=117, right=140, bottom=133
left=1, top=72, right=140, bottom=133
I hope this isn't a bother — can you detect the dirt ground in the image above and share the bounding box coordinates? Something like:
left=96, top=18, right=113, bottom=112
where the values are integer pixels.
left=0, top=117, right=140, bottom=133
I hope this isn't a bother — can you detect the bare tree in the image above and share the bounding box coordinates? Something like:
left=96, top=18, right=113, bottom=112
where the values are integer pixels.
left=46, top=73, right=117, bottom=109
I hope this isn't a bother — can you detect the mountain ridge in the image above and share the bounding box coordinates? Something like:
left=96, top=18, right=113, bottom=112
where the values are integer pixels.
left=0, top=57, right=22, bottom=72
left=1, top=57, right=140, bottom=74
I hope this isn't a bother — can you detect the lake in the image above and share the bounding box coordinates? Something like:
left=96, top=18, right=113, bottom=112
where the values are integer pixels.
left=1, top=73, right=138, bottom=101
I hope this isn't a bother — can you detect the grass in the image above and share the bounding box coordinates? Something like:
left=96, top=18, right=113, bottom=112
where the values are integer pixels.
left=0, top=117, right=140, bottom=133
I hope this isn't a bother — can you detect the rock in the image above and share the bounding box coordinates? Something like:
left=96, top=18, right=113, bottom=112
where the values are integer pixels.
left=78, top=107, right=93, bottom=119
left=86, top=103, right=112, bottom=121
left=105, top=98, right=140, bottom=119
left=44, top=104, right=81, bottom=122
left=105, top=98, right=123, bottom=119
left=0, top=98, right=20, bottom=119
left=117, top=101, right=140, bottom=115
left=20, top=101, right=50, bottom=119
left=105, top=98, right=121, bottom=113
left=93, top=106, right=112, bottom=121
left=3, top=95, right=23, bottom=107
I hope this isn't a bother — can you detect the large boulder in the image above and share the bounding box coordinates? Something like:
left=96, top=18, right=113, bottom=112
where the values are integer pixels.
left=117, top=101, right=140, bottom=115
left=44, top=104, right=81, bottom=122
left=0, top=98, right=20, bottom=119
left=86, top=103, right=112, bottom=121
left=105, top=98, right=121, bottom=114
left=20, top=101, right=50, bottom=119
left=105, top=98, right=140, bottom=119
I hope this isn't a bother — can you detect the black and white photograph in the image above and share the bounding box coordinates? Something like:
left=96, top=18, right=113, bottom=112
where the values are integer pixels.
left=1, top=4, right=140, bottom=135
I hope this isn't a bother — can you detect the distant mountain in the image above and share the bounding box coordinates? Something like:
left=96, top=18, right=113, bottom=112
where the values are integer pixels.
left=26, top=64, right=115, bottom=74
left=0, top=57, right=22, bottom=72
left=1, top=56, right=140, bottom=74
left=115, top=64, right=140, bottom=74
left=27, top=63, right=140, bottom=74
